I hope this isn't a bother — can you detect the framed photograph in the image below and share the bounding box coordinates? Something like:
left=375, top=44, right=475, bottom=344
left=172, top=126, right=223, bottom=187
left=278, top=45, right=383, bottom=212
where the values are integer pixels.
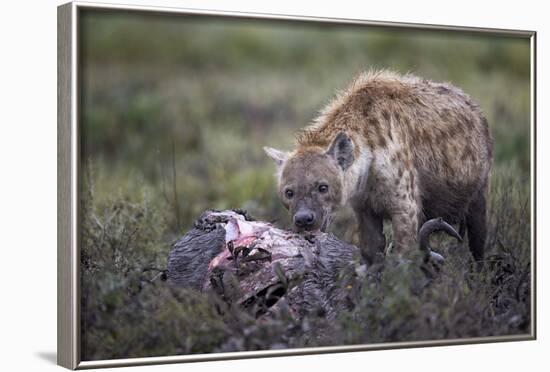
left=57, top=1, right=536, bottom=369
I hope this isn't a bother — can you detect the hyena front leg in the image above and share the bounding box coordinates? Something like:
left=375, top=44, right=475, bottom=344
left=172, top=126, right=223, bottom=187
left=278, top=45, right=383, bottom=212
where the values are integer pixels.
left=353, top=204, right=386, bottom=266
left=390, top=205, right=419, bottom=257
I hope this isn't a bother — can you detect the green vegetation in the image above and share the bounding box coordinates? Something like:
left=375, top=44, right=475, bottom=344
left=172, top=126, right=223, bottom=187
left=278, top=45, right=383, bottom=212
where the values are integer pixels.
left=79, top=10, right=531, bottom=361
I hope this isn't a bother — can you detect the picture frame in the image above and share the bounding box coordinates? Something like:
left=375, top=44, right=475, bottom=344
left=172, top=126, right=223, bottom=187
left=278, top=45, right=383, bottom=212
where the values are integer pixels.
left=58, top=1, right=536, bottom=369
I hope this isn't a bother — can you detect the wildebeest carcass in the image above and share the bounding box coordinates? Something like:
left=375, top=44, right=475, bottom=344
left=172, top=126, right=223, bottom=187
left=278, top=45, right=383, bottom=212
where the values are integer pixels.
left=167, top=210, right=462, bottom=319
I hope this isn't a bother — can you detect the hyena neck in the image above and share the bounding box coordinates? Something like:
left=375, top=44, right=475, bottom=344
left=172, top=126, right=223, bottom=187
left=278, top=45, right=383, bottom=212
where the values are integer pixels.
left=342, top=145, right=372, bottom=205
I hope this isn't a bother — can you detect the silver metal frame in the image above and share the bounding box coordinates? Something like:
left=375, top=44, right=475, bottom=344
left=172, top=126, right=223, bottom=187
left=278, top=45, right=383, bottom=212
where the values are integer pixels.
left=57, top=1, right=537, bottom=369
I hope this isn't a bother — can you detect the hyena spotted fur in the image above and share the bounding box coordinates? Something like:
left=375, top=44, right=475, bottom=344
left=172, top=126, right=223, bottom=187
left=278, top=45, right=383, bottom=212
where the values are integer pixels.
left=265, top=70, right=493, bottom=265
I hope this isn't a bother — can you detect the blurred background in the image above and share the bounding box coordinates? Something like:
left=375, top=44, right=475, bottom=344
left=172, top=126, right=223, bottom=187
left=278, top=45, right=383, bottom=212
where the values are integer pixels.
left=80, top=10, right=530, bottom=236
left=79, top=9, right=531, bottom=360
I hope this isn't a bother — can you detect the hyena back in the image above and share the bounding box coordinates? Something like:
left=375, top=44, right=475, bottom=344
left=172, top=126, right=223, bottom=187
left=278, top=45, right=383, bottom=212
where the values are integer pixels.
left=265, top=70, right=493, bottom=265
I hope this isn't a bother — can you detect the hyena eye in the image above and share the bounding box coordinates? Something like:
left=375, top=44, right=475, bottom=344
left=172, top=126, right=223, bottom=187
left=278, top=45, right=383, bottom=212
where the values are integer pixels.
left=318, top=184, right=329, bottom=193
left=285, top=189, right=294, bottom=199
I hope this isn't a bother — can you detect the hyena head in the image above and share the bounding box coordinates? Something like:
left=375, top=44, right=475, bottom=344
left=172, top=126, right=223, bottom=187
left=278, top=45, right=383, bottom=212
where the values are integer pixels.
left=264, top=132, right=355, bottom=233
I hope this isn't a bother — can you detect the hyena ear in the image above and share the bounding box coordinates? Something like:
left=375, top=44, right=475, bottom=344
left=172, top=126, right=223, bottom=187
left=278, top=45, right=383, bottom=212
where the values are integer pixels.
left=264, top=147, right=288, bottom=167
left=326, top=132, right=355, bottom=170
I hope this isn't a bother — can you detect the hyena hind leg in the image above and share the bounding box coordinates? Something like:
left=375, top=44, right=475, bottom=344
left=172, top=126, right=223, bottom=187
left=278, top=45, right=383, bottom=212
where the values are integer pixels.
left=459, top=217, right=467, bottom=240
left=466, top=191, right=488, bottom=264
left=354, top=205, right=386, bottom=266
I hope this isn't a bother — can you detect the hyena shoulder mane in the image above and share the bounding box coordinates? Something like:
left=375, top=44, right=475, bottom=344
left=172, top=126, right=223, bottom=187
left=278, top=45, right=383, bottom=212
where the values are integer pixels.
left=295, top=69, right=420, bottom=149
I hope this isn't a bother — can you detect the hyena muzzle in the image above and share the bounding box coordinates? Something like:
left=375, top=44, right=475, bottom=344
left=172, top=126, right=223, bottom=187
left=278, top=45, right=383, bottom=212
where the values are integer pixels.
left=265, top=70, right=493, bottom=266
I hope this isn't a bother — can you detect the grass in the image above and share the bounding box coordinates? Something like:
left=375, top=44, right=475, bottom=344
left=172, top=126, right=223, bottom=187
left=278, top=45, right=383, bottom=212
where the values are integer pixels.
left=80, top=169, right=531, bottom=360
left=78, top=9, right=532, bottom=361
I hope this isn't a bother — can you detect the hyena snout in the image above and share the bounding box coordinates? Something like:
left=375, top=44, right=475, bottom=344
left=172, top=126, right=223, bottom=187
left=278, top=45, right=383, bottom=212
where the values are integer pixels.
left=293, top=209, right=316, bottom=229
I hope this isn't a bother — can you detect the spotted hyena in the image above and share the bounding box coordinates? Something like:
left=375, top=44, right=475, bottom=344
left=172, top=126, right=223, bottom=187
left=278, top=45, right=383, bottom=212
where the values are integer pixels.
left=264, top=70, right=493, bottom=265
